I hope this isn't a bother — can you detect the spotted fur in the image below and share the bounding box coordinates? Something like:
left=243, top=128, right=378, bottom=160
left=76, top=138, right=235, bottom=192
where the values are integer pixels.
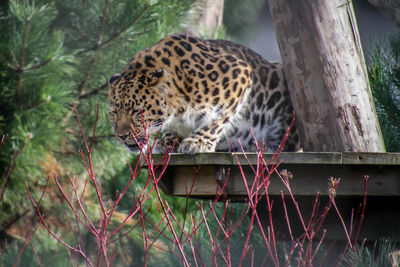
left=109, top=34, right=300, bottom=153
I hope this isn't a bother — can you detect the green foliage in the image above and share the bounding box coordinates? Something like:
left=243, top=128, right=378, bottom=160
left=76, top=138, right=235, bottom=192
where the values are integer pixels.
left=0, top=0, right=194, bottom=198
left=0, top=0, right=75, bottom=212
left=1, top=0, right=194, bottom=264
left=368, top=31, right=400, bottom=152
left=342, top=239, right=400, bottom=267
left=1, top=228, right=72, bottom=267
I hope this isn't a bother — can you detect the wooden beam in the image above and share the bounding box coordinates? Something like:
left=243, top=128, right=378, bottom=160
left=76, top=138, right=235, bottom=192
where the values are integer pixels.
left=151, top=152, right=400, bottom=241
left=153, top=152, right=400, bottom=199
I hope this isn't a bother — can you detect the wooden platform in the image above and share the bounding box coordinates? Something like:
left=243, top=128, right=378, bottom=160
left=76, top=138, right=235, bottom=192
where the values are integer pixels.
left=151, top=152, right=400, bottom=241
left=153, top=152, right=400, bottom=199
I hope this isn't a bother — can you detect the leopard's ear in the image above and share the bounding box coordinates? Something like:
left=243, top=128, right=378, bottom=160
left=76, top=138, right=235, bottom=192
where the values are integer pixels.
left=109, top=73, right=121, bottom=85
left=148, top=69, right=169, bottom=95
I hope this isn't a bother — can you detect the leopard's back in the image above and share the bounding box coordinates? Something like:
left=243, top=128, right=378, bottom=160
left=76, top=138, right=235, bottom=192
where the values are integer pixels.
left=109, top=34, right=300, bottom=153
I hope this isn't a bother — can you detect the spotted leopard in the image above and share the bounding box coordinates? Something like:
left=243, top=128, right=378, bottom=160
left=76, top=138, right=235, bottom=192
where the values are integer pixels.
left=109, top=34, right=300, bottom=153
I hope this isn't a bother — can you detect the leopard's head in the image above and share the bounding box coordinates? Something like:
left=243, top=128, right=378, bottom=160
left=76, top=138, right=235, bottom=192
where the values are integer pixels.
left=109, top=68, right=170, bottom=152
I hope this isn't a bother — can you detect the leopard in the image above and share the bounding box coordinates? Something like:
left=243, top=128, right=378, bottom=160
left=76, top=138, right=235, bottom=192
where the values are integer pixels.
left=109, top=34, right=300, bottom=153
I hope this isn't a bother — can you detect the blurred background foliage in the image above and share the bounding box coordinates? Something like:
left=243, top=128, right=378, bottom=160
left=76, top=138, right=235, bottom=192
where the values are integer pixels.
left=223, top=0, right=265, bottom=42
left=368, top=32, right=400, bottom=152
left=0, top=0, right=399, bottom=265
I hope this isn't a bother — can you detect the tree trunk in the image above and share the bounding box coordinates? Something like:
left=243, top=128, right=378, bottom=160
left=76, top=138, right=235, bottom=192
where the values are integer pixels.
left=267, top=0, right=385, bottom=152
left=186, top=0, right=224, bottom=38
left=367, top=0, right=400, bottom=27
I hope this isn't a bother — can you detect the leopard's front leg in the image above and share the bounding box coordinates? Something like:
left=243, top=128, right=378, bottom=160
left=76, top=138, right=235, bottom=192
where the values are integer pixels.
left=178, top=121, right=225, bottom=153
left=153, top=131, right=182, bottom=153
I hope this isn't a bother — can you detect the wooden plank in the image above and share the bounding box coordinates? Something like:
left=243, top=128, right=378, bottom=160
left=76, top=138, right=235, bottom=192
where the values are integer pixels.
left=163, top=153, right=198, bottom=166
left=152, top=152, right=400, bottom=242
left=156, top=152, right=345, bottom=166
left=172, top=166, right=219, bottom=196
left=167, top=164, right=400, bottom=197
left=226, top=164, right=400, bottom=196
left=342, top=152, right=400, bottom=165
left=153, top=152, right=400, bottom=198
left=154, top=152, right=400, bottom=166
left=233, top=152, right=343, bottom=165
left=163, top=152, right=233, bottom=165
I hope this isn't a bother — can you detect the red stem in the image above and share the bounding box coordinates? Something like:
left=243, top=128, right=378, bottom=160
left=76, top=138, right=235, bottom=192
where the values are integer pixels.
left=233, top=151, right=277, bottom=265
left=352, top=175, right=369, bottom=247
left=13, top=221, right=41, bottom=267
left=330, top=196, right=353, bottom=249
left=25, top=182, right=92, bottom=264
left=0, top=149, right=20, bottom=202
left=55, top=176, right=97, bottom=234
left=139, top=200, right=148, bottom=267
left=199, top=203, right=218, bottom=266
left=281, top=191, right=294, bottom=241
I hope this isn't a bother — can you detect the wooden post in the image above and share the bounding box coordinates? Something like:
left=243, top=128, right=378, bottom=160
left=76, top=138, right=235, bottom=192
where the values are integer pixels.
left=267, top=0, right=385, bottom=152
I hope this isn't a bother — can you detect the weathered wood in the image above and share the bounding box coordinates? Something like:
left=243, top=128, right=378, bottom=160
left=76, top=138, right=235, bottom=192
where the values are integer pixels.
left=267, top=0, right=385, bottom=152
left=154, top=152, right=400, bottom=198
left=151, top=152, right=400, bottom=241
left=233, top=152, right=343, bottom=165
left=161, top=152, right=400, bottom=166
left=168, top=164, right=400, bottom=197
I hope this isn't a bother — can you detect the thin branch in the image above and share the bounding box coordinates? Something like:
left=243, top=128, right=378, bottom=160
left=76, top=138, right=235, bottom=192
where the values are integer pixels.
left=23, top=59, right=53, bottom=72
left=79, top=82, right=108, bottom=99
left=68, top=22, right=91, bottom=41
left=25, top=181, right=91, bottom=262
left=16, top=17, right=30, bottom=102
left=13, top=221, right=42, bottom=267
left=102, top=4, right=151, bottom=47
left=0, top=149, right=20, bottom=202
left=330, top=196, right=353, bottom=249
left=352, top=175, right=369, bottom=247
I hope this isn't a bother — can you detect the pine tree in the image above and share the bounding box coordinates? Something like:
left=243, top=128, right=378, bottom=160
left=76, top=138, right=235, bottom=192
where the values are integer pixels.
left=0, top=0, right=75, bottom=211
left=368, top=30, right=400, bottom=152
left=0, top=0, right=194, bottom=263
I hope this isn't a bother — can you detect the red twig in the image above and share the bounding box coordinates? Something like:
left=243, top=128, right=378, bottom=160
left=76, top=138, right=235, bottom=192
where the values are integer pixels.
left=145, top=149, right=190, bottom=266
left=25, top=180, right=92, bottom=265
left=0, top=142, right=21, bottom=202
left=311, top=229, right=327, bottom=262
left=30, top=242, right=43, bottom=267
left=281, top=191, right=294, bottom=241
left=199, top=202, right=218, bottom=266
left=352, top=175, right=369, bottom=247
left=233, top=151, right=276, bottom=265
left=276, top=170, right=310, bottom=240
left=0, top=239, right=7, bottom=261
left=139, top=200, right=149, bottom=267
left=330, top=196, right=352, bottom=249
left=55, top=175, right=97, bottom=234
left=13, top=221, right=42, bottom=267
